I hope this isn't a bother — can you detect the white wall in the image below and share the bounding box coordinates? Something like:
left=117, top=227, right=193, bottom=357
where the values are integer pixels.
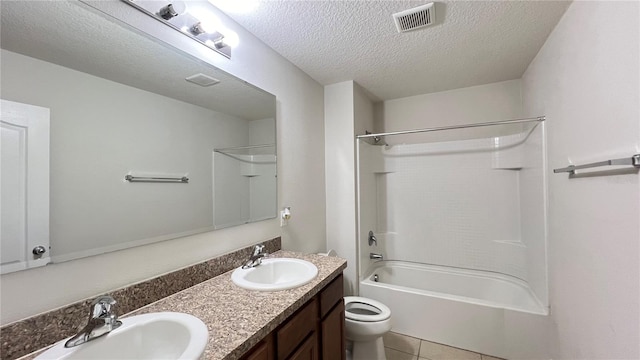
left=250, top=118, right=276, bottom=145
left=0, top=1, right=325, bottom=325
left=380, top=80, right=523, bottom=144
left=354, top=83, right=376, bottom=137
left=353, top=83, right=376, bottom=282
left=325, top=81, right=375, bottom=295
left=325, top=81, right=358, bottom=294
left=522, top=1, right=639, bottom=358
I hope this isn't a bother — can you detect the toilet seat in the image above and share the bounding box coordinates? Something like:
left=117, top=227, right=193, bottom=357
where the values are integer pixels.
left=344, top=296, right=391, bottom=322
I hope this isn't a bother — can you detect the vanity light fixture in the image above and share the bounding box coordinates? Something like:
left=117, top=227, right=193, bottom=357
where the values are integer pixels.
left=157, top=3, right=184, bottom=20
left=189, top=22, right=208, bottom=36
left=121, top=0, right=234, bottom=58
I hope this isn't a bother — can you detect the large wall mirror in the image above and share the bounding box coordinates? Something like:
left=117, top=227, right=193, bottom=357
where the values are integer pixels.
left=0, top=1, right=277, bottom=271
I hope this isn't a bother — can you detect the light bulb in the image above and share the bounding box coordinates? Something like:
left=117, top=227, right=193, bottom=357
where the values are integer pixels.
left=198, top=20, right=217, bottom=34
left=188, top=8, right=221, bottom=34
left=170, top=1, right=187, bottom=15
left=190, top=21, right=218, bottom=36
left=222, top=30, right=239, bottom=48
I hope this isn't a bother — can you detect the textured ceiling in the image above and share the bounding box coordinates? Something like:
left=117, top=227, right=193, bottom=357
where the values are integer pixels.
left=0, top=1, right=275, bottom=121
left=219, top=0, right=571, bottom=101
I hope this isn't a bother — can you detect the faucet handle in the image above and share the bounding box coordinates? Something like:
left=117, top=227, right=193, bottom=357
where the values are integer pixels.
left=90, top=295, right=117, bottom=318
left=368, top=230, right=377, bottom=246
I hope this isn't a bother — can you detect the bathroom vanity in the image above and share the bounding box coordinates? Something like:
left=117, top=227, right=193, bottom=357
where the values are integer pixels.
left=5, top=249, right=346, bottom=360
left=240, top=274, right=345, bottom=360
left=129, top=251, right=346, bottom=360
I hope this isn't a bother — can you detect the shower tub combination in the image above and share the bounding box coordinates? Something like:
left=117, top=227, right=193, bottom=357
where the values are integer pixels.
left=360, top=261, right=547, bottom=359
left=356, top=117, right=549, bottom=359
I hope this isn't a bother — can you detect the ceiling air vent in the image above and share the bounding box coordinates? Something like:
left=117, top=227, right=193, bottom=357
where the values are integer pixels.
left=393, top=2, right=435, bottom=33
left=185, top=73, right=220, bottom=87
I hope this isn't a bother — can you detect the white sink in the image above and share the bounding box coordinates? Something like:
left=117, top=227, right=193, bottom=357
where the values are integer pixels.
left=231, top=258, right=318, bottom=291
left=35, top=312, right=208, bottom=360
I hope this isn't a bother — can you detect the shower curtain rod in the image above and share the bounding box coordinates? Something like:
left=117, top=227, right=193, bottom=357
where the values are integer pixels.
left=357, top=116, right=545, bottom=139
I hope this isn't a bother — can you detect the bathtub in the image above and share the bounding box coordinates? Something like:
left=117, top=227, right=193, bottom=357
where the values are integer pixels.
left=359, top=261, right=549, bottom=359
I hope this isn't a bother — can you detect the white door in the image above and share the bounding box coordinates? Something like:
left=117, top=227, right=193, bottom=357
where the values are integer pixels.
left=1, top=99, right=50, bottom=274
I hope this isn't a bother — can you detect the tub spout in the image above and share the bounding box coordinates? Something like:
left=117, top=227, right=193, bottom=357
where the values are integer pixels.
left=370, top=253, right=383, bottom=260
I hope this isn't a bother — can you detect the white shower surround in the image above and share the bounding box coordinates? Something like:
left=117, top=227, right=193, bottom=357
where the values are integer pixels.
left=356, top=122, right=548, bottom=358
left=359, top=123, right=547, bottom=295
left=376, top=135, right=523, bottom=277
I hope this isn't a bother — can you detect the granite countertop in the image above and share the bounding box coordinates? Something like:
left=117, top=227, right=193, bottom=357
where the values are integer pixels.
left=25, top=251, right=346, bottom=360
left=131, top=250, right=346, bottom=359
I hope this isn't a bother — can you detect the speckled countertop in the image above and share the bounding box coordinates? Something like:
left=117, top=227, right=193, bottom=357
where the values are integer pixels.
left=131, top=251, right=346, bottom=359
left=25, top=251, right=346, bottom=360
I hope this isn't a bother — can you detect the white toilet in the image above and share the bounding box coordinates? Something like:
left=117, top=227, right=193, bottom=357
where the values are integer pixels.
left=344, top=296, right=392, bottom=360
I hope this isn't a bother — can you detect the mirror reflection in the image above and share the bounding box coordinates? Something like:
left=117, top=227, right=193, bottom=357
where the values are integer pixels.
left=0, top=1, right=277, bottom=271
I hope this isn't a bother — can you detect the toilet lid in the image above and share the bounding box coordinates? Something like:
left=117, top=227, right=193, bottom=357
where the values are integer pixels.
left=344, top=296, right=391, bottom=322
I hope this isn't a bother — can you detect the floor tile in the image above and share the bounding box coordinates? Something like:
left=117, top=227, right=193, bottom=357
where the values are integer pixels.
left=386, top=347, right=418, bottom=360
left=419, top=340, right=482, bottom=360
left=384, top=331, right=422, bottom=355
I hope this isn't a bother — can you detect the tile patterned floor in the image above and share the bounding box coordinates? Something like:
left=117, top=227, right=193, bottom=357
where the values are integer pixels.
left=383, top=332, right=506, bottom=360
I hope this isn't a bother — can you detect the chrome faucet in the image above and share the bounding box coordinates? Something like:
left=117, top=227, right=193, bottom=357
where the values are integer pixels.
left=65, top=295, right=122, bottom=348
left=368, top=231, right=377, bottom=246
left=370, top=253, right=384, bottom=260
left=242, top=244, right=268, bottom=269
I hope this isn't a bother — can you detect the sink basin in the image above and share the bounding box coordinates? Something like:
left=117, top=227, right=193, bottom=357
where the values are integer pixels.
left=35, top=312, right=208, bottom=360
left=231, top=258, right=318, bottom=291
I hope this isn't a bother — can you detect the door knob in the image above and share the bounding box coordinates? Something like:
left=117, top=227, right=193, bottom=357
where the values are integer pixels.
left=32, top=246, right=47, bottom=256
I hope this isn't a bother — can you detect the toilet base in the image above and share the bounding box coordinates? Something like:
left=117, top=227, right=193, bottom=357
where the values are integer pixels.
left=351, top=337, right=386, bottom=360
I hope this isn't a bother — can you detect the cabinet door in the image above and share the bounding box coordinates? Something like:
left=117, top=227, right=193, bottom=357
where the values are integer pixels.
left=241, top=334, right=274, bottom=360
left=287, top=333, right=318, bottom=360
left=277, top=299, right=318, bottom=359
left=320, top=275, right=343, bottom=318
left=321, top=300, right=345, bottom=360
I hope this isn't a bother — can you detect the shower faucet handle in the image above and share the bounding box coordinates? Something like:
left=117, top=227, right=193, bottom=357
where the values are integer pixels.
left=368, top=231, right=377, bottom=246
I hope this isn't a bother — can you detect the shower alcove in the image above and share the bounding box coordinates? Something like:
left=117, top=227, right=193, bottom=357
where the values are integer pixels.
left=356, top=118, right=548, bottom=358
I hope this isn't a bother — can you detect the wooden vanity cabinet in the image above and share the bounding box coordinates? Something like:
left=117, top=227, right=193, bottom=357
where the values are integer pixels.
left=242, top=334, right=275, bottom=360
left=287, top=332, right=318, bottom=360
left=240, top=274, right=345, bottom=360
left=320, top=300, right=345, bottom=359
left=277, top=299, right=318, bottom=359
left=318, top=275, right=345, bottom=360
